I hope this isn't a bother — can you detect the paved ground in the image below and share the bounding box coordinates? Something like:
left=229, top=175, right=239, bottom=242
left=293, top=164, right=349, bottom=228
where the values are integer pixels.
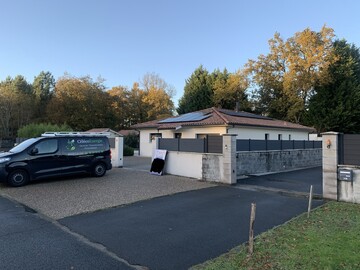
left=0, top=196, right=134, bottom=270
left=0, top=161, right=324, bottom=270
left=0, top=168, right=214, bottom=219
left=60, top=185, right=323, bottom=270
left=123, top=156, right=152, bottom=171
left=237, top=166, right=322, bottom=196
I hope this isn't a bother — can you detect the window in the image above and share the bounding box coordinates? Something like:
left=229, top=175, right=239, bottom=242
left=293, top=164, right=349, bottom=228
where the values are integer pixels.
left=265, top=134, right=270, bottom=140
left=196, top=134, right=207, bottom=139
left=278, top=134, right=282, bottom=140
left=34, top=139, right=58, bottom=155
left=150, top=133, right=162, bottom=142
left=174, top=133, right=182, bottom=139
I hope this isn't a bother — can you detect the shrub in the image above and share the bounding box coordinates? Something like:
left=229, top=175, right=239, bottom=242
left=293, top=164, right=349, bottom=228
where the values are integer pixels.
left=123, top=145, right=134, bottom=156
left=124, top=133, right=139, bottom=149
left=17, top=123, right=73, bottom=138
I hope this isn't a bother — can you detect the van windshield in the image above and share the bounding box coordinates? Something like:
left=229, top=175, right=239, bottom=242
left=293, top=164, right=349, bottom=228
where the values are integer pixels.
left=9, top=138, right=39, bottom=153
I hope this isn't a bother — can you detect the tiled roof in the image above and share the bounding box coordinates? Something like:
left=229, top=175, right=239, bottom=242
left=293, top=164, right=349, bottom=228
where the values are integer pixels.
left=131, top=108, right=315, bottom=132
left=118, top=129, right=139, bottom=136
left=86, top=128, right=122, bottom=136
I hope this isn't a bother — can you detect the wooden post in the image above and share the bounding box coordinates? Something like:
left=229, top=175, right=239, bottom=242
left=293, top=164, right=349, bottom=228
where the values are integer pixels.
left=307, top=185, right=313, bottom=218
left=248, top=203, right=256, bottom=255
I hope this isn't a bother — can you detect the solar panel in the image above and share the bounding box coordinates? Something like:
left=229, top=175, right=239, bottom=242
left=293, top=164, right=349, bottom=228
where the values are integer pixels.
left=158, top=112, right=211, bottom=123
left=219, top=109, right=272, bottom=120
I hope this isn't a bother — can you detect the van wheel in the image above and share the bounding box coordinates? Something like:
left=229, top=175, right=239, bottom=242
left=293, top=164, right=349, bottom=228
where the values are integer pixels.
left=7, top=170, right=29, bottom=187
left=93, top=163, right=106, bottom=177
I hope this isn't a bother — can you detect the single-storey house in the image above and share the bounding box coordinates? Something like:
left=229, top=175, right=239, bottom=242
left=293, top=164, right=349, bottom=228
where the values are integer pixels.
left=131, top=107, right=315, bottom=157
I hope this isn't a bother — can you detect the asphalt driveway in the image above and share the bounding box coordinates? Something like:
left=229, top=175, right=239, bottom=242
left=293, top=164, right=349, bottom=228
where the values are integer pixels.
left=237, top=166, right=322, bottom=196
left=1, top=165, right=324, bottom=269
left=59, top=185, right=323, bottom=270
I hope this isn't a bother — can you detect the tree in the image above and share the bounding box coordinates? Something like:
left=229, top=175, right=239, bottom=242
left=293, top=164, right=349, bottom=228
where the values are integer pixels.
left=177, top=65, right=214, bottom=114
left=213, top=69, right=250, bottom=111
left=0, top=76, right=34, bottom=138
left=33, top=71, right=55, bottom=121
left=305, top=40, right=360, bottom=133
left=247, top=26, right=336, bottom=123
left=140, top=73, right=175, bottom=120
left=47, top=75, right=116, bottom=131
left=108, top=85, right=131, bottom=129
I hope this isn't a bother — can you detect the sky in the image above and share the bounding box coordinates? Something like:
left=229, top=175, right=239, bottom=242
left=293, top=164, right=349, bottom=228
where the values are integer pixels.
left=1, top=0, right=359, bottom=106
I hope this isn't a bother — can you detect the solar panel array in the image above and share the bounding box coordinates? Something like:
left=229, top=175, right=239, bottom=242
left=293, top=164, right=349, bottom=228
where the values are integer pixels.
left=219, top=109, right=272, bottom=120
left=158, top=112, right=211, bottom=123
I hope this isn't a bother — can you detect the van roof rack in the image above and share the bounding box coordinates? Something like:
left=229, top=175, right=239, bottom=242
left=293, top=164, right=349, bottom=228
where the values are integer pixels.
left=41, top=132, right=111, bottom=137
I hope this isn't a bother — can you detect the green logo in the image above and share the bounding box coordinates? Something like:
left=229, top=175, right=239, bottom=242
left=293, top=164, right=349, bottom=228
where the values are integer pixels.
left=66, top=139, right=76, bottom=151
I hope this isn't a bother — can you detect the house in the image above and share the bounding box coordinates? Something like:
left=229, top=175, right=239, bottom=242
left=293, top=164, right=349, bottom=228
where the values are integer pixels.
left=131, top=107, right=315, bottom=157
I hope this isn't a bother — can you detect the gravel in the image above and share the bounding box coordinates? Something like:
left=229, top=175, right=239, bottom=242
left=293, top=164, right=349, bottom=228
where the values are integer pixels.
left=0, top=168, right=214, bottom=220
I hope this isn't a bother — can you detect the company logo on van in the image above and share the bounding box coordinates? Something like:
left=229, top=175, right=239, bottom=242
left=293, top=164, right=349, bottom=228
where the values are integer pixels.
left=77, top=139, right=103, bottom=144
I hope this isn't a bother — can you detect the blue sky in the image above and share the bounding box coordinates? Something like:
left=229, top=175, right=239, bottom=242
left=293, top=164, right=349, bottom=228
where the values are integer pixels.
left=1, top=0, right=359, bottom=106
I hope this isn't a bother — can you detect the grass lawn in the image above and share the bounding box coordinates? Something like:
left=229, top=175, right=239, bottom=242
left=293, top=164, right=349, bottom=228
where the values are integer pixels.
left=191, top=201, right=360, bottom=270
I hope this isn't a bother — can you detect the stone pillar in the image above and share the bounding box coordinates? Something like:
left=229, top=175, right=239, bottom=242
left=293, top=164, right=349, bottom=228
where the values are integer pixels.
left=222, top=134, right=237, bottom=184
left=322, top=132, right=340, bottom=200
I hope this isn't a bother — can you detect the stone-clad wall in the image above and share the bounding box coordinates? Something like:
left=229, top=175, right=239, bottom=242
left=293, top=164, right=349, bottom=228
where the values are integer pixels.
left=236, top=149, right=322, bottom=176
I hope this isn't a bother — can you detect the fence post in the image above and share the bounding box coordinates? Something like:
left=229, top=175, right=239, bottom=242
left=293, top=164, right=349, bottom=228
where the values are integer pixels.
left=293, top=140, right=295, bottom=149
left=177, top=137, right=180, bottom=151
left=248, top=139, right=251, bottom=151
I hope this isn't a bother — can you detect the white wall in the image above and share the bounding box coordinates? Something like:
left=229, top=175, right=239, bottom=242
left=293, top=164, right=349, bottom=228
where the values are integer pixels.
left=227, top=126, right=309, bottom=140
left=164, top=151, right=203, bottom=179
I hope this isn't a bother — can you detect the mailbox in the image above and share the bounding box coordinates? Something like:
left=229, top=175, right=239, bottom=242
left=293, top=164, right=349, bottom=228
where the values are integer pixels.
left=338, top=169, right=353, bottom=181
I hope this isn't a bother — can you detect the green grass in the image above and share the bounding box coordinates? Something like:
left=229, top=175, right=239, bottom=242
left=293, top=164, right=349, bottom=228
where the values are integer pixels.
left=191, top=201, right=360, bottom=270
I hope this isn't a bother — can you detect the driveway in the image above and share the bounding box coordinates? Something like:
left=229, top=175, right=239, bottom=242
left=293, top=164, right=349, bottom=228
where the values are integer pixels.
left=59, top=185, right=323, bottom=270
left=0, top=166, right=324, bottom=269
left=237, top=166, right=322, bottom=197
left=0, top=168, right=213, bottom=219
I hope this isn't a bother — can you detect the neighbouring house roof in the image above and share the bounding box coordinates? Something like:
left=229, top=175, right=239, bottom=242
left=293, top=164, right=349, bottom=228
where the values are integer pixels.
left=130, top=107, right=315, bottom=132
left=118, top=129, right=139, bottom=136
left=86, top=128, right=122, bottom=136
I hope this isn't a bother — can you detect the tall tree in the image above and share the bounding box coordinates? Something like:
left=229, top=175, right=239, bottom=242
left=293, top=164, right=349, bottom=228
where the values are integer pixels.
left=305, top=40, right=360, bottom=133
left=0, top=76, right=34, bottom=138
left=33, top=71, right=55, bottom=121
left=247, top=26, right=336, bottom=123
left=140, top=73, right=175, bottom=120
left=108, top=85, right=131, bottom=129
left=213, top=69, right=250, bottom=110
left=47, top=75, right=115, bottom=131
left=177, top=65, right=214, bottom=114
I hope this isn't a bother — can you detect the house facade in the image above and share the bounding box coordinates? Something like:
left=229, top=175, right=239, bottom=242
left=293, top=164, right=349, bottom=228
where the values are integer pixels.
left=131, top=107, right=315, bottom=157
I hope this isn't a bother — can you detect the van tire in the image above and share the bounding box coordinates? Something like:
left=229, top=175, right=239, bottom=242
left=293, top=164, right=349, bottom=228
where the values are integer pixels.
left=7, top=170, right=29, bottom=187
left=93, top=163, right=106, bottom=177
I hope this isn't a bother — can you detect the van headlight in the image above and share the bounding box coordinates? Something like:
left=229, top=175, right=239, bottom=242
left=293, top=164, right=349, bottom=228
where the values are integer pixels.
left=0, top=157, right=10, bottom=163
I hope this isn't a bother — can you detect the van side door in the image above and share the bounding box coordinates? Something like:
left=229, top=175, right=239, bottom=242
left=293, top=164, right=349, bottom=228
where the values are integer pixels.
left=60, top=137, right=93, bottom=174
left=27, top=138, right=62, bottom=179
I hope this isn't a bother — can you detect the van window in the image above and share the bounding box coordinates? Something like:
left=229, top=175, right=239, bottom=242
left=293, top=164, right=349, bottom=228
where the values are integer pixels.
left=35, top=139, right=58, bottom=154
left=61, top=137, right=108, bottom=155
